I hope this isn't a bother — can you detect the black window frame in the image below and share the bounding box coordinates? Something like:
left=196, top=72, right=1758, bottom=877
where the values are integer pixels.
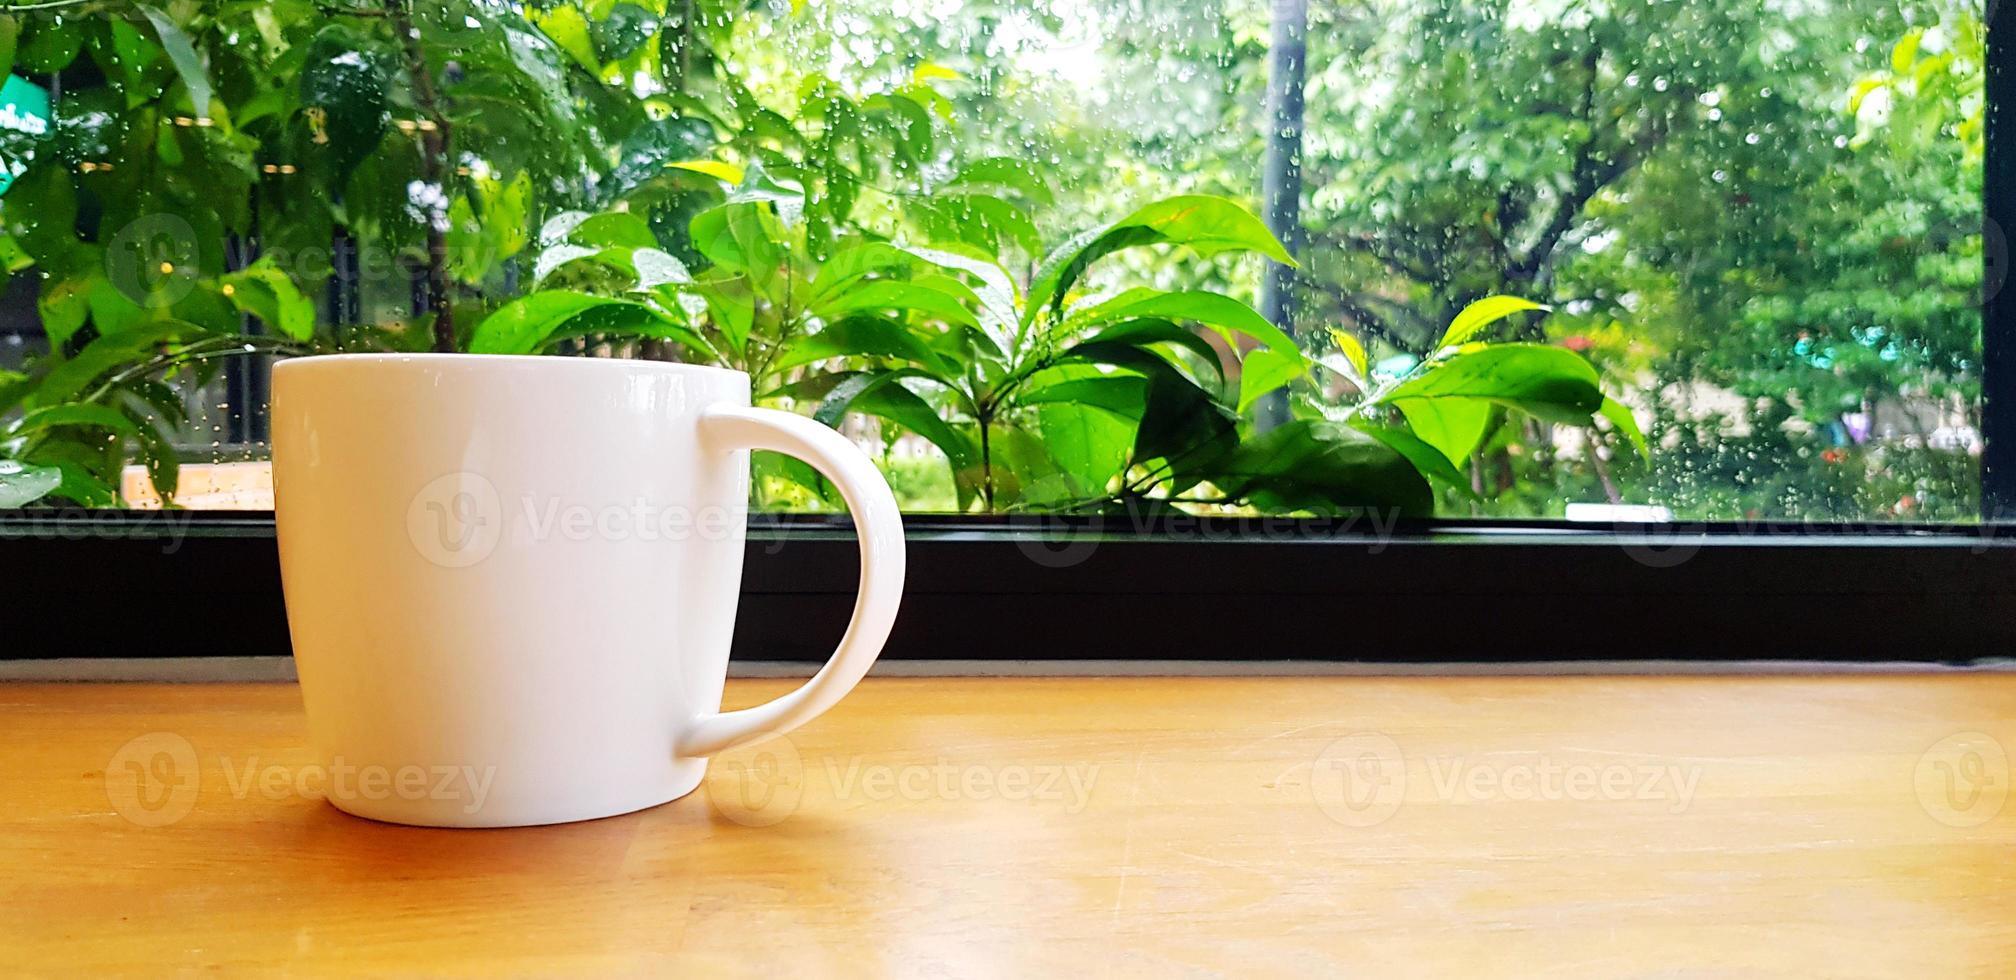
left=6, top=511, right=2016, bottom=663
left=0, top=13, right=2011, bottom=665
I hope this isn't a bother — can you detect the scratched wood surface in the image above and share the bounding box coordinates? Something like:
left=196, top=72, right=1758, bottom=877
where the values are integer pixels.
left=2, top=676, right=2013, bottom=977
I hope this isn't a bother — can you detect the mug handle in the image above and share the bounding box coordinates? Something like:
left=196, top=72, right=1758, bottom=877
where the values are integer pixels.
left=675, top=405, right=907, bottom=758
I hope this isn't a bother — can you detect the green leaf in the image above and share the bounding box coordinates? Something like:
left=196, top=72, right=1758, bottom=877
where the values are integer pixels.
left=539, top=211, right=594, bottom=244
left=488, top=173, right=534, bottom=257
left=570, top=212, right=659, bottom=250
left=1064, top=319, right=1226, bottom=387
left=138, top=5, right=213, bottom=117
left=632, top=249, right=692, bottom=289
left=942, top=157, right=1054, bottom=206
left=444, top=197, right=494, bottom=285
left=1036, top=401, right=1134, bottom=499
left=865, top=91, right=934, bottom=163
left=1018, top=372, right=1147, bottom=417
left=8, top=402, right=140, bottom=438
left=1236, top=348, right=1305, bottom=414
left=806, top=242, right=917, bottom=306
left=1329, top=328, right=1369, bottom=379
left=1123, top=357, right=1240, bottom=487
left=0, top=16, right=23, bottom=78
left=118, top=376, right=187, bottom=431
left=691, top=275, right=754, bottom=354
left=814, top=277, right=984, bottom=333
left=753, top=451, right=841, bottom=508
left=1213, top=420, right=1433, bottom=517
left=546, top=313, right=713, bottom=357
left=1379, top=344, right=1604, bottom=425
left=37, top=272, right=94, bottom=350
left=468, top=292, right=680, bottom=355
left=298, top=26, right=390, bottom=181
left=861, top=384, right=976, bottom=471
left=1391, top=396, right=1494, bottom=467
left=724, top=160, right=805, bottom=212
left=1350, top=421, right=1478, bottom=497
left=0, top=459, right=60, bottom=508
left=602, top=117, right=717, bottom=201
left=691, top=202, right=765, bottom=272
left=812, top=370, right=975, bottom=470
left=531, top=4, right=600, bottom=73
left=498, top=22, right=576, bottom=129
left=726, top=203, right=788, bottom=299
left=1076, top=288, right=1299, bottom=359
left=532, top=244, right=605, bottom=285
left=1028, top=195, right=1295, bottom=321
left=536, top=242, right=690, bottom=291
left=0, top=368, right=29, bottom=416
left=44, top=457, right=118, bottom=507
left=1600, top=397, right=1650, bottom=460
left=92, top=19, right=169, bottom=106
left=913, top=193, right=1041, bottom=257
left=772, top=316, right=954, bottom=375
left=667, top=160, right=745, bottom=184
left=4, top=163, right=78, bottom=264
left=30, top=321, right=190, bottom=408
left=16, top=17, right=80, bottom=73
left=1891, top=28, right=1923, bottom=74
left=592, top=3, right=660, bottom=62
left=1437, top=296, right=1549, bottom=349
left=223, top=260, right=316, bottom=341
left=892, top=243, right=1018, bottom=346
left=812, top=370, right=907, bottom=427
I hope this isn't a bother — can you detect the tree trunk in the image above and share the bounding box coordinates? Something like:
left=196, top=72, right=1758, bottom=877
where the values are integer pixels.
left=387, top=0, right=456, bottom=354
left=1254, top=0, right=1308, bottom=431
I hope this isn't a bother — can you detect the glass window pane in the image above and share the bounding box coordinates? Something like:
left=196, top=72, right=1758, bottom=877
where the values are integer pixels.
left=0, top=0, right=1986, bottom=521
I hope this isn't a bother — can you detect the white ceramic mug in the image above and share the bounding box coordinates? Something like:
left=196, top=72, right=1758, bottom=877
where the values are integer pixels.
left=271, top=354, right=904, bottom=827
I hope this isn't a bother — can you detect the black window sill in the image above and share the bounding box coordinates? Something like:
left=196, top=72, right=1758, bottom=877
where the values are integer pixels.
left=5, top=511, right=2012, bottom=664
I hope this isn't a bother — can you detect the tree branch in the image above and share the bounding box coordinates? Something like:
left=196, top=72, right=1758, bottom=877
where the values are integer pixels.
left=1504, top=41, right=1672, bottom=291
left=1318, top=229, right=1443, bottom=285
left=1307, top=283, right=1432, bottom=353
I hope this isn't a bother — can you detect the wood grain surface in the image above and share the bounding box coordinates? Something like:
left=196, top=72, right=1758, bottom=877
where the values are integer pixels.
left=2, top=676, right=2013, bottom=977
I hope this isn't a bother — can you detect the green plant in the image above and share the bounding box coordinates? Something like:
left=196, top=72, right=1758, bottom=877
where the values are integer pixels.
left=0, top=0, right=925, bottom=505
left=0, top=0, right=1644, bottom=518
left=0, top=323, right=310, bottom=505
left=474, top=162, right=1639, bottom=515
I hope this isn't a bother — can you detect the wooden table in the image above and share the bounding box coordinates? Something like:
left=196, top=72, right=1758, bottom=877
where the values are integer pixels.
left=4, top=676, right=2014, bottom=976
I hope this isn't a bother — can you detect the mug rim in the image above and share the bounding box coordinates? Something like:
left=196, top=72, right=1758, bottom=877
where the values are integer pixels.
left=271, top=352, right=748, bottom=382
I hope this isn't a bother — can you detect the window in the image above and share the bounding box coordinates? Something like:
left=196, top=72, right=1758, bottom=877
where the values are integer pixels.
left=0, top=0, right=1992, bottom=524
